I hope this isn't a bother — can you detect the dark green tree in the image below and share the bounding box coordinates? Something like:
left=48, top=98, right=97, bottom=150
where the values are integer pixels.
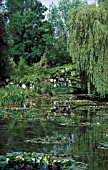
left=0, top=0, right=11, bottom=81
left=67, top=4, right=108, bottom=97
left=6, top=0, right=50, bottom=65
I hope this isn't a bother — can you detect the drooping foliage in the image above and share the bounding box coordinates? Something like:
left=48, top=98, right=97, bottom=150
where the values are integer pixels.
left=67, top=4, right=108, bottom=97
left=98, top=0, right=108, bottom=10
left=6, top=0, right=52, bottom=65
left=98, top=0, right=107, bottom=4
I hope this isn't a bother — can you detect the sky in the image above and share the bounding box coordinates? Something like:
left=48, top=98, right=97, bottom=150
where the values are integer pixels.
left=40, top=0, right=97, bottom=8
left=0, top=0, right=97, bottom=13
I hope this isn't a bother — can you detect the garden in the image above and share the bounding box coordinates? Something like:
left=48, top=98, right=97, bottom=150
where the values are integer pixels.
left=0, top=0, right=108, bottom=169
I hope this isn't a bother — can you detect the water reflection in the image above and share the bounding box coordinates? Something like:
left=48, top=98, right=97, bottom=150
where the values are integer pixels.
left=0, top=103, right=108, bottom=169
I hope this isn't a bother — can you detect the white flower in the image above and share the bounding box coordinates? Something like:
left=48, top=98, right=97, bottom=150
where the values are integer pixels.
left=50, top=79, right=54, bottom=82
left=61, top=69, right=65, bottom=73
left=22, top=84, right=26, bottom=89
left=6, top=158, right=9, bottom=163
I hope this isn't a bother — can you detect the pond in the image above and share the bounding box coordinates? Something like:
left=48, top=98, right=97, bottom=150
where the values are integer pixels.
left=0, top=94, right=108, bottom=170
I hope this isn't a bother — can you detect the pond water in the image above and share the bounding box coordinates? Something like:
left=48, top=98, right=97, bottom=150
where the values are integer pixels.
left=0, top=95, right=108, bottom=170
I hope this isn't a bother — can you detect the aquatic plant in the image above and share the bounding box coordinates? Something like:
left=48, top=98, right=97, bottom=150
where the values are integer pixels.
left=0, top=152, right=88, bottom=170
left=0, top=85, right=27, bottom=107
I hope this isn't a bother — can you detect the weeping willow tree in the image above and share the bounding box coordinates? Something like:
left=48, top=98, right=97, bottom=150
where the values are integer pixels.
left=67, top=4, right=108, bottom=97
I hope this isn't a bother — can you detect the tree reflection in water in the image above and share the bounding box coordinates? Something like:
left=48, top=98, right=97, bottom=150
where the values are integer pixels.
left=0, top=102, right=108, bottom=170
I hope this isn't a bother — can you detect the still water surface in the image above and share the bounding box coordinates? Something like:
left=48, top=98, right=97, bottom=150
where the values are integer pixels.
left=0, top=96, right=108, bottom=170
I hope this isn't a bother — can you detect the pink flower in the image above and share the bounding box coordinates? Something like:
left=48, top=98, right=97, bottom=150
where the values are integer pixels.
left=52, top=160, right=57, bottom=169
left=25, top=164, right=30, bottom=169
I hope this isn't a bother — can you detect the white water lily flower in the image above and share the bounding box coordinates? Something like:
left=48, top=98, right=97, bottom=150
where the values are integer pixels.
left=97, top=122, right=100, bottom=125
left=6, top=158, right=9, bottom=163
left=32, top=158, right=35, bottom=162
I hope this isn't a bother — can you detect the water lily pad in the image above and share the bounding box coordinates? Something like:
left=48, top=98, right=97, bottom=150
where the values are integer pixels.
left=97, top=142, right=108, bottom=149
left=0, top=161, right=7, bottom=168
left=0, top=155, right=6, bottom=161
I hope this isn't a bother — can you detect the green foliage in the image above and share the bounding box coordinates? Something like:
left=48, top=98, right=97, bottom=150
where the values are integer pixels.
left=46, top=64, right=81, bottom=90
left=0, top=152, right=88, bottom=170
left=98, top=0, right=108, bottom=11
left=9, top=55, right=51, bottom=94
left=98, top=0, right=107, bottom=4
left=6, top=0, right=51, bottom=65
left=46, top=0, right=86, bottom=67
left=0, top=2, right=11, bottom=80
left=33, top=55, right=49, bottom=70
left=10, top=57, right=32, bottom=83
left=0, top=85, right=27, bottom=106
left=9, top=60, right=81, bottom=95
left=48, top=0, right=86, bottom=37
left=43, top=81, right=51, bottom=93
left=45, top=37, right=72, bottom=67
left=68, top=4, right=108, bottom=97
left=15, top=58, right=30, bottom=77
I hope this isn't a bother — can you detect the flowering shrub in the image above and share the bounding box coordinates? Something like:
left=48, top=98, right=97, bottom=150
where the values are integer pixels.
left=0, top=85, right=27, bottom=107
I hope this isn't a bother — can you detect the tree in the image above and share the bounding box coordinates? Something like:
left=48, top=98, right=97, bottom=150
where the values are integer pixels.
left=98, top=0, right=107, bottom=4
left=67, top=4, right=108, bottom=97
left=98, top=0, right=108, bottom=11
left=0, top=0, right=11, bottom=80
left=45, top=0, right=86, bottom=67
left=6, top=0, right=50, bottom=65
left=48, top=0, right=86, bottom=37
left=45, top=36, right=72, bottom=67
